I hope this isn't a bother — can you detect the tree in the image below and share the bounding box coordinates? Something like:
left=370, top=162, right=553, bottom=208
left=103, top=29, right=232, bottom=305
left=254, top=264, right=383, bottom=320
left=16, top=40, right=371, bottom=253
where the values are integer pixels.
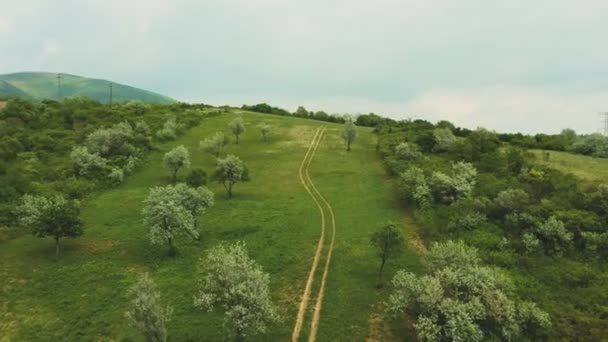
left=492, top=188, right=530, bottom=217
left=163, top=145, right=190, bottom=183
left=15, top=194, right=84, bottom=258
left=125, top=273, right=172, bottom=342
left=156, top=115, right=180, bottom=140
left=172, top=183, right=214, bottom=222
left=342, top=119, right=358, bottom=151
left=200, top=132, right=226, bottom=159
left=433, top=128, right=457, bottom=152
left=388, top=241, right=551, bottom=341
left=215, top=154, right=249, bottom=198
left=70, top=146, right=107, bottom=177
left=187, top=168, right=207, bottom=187
left=395, top=142, right=422, bottom=160
left=398, top=167, right=432, bottom=207
left=370, top=222, right=404, bottom=287
left=429, top=162, right=477, bottom=204
left=142, top=185, right=199, bottom=256
left=531, top=216, right=572, bottom=255
left=229, top=117, right=246, bottom=144
left=85, top=121, right=135, bottom=157
left=193, top=242, right=279, bottom=340
left=258, top=123, right=271, bottom=142
left=295, top=106, right=309, bottom=118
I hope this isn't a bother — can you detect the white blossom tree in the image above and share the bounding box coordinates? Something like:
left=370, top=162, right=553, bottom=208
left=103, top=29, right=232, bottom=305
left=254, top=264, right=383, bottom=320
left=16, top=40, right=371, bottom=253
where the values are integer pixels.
left=229, top=117, right=246, bottom=144
left=388, top=241, right=551, bottom=341
left=430, top=161, right=477, bottom=204
left=15, top=194, right=84, bottom=258
left=156, top=115, right=181, bottom=140
left=142, top=185, right=199, bottom=255
left=200, top=132, right=226, bottom=159
left=86, top=121, right=135, bottom=157
left=70, top=146, right=107, bottom=176
left=395, top=142, right=422, bottom=160
left=215, top=154, right=249, bottom=198
left=163, top=145, right=191, bottom=183
left=433, top=128, right=457, bottom=152
left=193, top=242, right=279, bottom=340
left=125, top=273, right=172, bottom=342
left=258, top=123, right=272, bottom=142
left=342, top=119, right=357, bottom=151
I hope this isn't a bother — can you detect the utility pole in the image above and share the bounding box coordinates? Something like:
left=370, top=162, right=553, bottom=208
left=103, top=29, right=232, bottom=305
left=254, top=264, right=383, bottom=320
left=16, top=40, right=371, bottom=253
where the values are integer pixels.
left=56, top=73, right=63, bottom=101
left=600, top=112, right=608, bottom=136
left=109, top=82, right=113, bottom=107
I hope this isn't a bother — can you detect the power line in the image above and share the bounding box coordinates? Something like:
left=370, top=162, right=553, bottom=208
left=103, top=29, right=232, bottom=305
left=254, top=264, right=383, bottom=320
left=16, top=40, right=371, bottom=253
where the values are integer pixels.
left=109, top=82, right=113, bottom=107
left=56, top=73, right=63, bottom=100
left=600, top=112, right=608, bottom=136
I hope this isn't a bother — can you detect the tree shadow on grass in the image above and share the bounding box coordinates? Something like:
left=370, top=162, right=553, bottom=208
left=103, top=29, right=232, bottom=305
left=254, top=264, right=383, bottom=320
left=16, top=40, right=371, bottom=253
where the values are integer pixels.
left=214, top=225, right=260, bottom=240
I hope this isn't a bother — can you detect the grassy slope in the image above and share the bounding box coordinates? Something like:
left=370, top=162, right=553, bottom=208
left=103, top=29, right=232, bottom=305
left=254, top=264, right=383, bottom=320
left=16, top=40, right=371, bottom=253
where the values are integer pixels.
left=0, top=111, right=420, bottom=341
left=530, top=149, right=608, bottom=183
left=0, top=72, right=175, bottom=104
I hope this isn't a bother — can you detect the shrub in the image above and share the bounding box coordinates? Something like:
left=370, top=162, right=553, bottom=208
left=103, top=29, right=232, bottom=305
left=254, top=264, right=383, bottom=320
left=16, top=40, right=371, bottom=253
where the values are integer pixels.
left=395, top=142, right=422, bottom=160
left=187, top=168, right=207, bottom=187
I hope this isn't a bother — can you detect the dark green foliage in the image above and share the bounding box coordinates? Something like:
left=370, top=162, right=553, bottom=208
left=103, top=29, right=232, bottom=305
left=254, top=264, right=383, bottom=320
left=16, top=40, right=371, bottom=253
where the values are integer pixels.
left=241, top=103, right=346, bottom=124
left=187, top=168, right=207, bottom=187
left=0, top=97, right=214, bottom=225
left=377, top=122, right=608, bottom=340
left=370, top=222, right=404, bottom=287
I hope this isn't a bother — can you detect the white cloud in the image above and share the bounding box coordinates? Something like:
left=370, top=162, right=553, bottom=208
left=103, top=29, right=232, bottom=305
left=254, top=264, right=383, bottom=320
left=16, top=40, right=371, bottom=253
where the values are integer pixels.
left=42, top=39, right=63, bottom=57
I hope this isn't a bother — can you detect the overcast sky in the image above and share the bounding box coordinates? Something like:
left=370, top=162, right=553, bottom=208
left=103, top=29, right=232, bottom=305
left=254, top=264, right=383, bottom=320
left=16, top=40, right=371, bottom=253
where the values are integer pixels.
left=2, top=0, right=608, bottom=133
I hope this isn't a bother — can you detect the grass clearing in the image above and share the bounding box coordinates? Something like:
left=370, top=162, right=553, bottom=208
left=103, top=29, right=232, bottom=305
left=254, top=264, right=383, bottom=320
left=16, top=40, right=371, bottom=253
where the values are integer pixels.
left=530, top=149, right=608, bottom=183
left=0, top=111, right=420, bottom=340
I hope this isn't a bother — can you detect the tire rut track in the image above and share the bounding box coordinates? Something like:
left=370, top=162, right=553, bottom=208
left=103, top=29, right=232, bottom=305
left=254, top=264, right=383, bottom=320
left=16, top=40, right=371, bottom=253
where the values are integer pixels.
left=306, top=132, right=336, bottom=342
left=292, top=127, right=337, bottom=342
left=292, top=127, right=326, bottom=342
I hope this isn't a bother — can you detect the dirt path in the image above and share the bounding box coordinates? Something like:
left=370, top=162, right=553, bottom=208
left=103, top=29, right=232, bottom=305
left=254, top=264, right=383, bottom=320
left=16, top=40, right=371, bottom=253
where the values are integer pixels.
left=306, top=131, right=336, bottom=342
left=292, top=127, right=326, bottom=342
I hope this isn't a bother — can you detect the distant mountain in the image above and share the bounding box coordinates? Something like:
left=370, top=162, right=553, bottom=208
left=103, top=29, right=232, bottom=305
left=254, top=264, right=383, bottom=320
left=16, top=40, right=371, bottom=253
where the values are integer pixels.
left=0, top=72, right=175, bottom=104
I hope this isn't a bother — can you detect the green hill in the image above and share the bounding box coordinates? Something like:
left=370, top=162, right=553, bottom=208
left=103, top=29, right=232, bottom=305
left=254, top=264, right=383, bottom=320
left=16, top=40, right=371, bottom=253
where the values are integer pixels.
left=0, top=72, right=175, bottom=104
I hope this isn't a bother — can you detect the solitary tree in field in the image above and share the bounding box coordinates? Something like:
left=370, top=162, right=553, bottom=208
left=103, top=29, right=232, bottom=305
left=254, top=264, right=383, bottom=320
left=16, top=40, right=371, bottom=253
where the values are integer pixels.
left=194, top=242, right=279, bottom=340
left=258, top=123, right=272, bottom=142
left=163, top=145, right=191, bottom=183
left=215, top=154, right=249, bottom=198
left=15, top=194, right=83, bottom=258
left=342, top=119, right=358, bottom=151
left=142, top=186, right=198, bottom=256
left=125, top=273, right=172, bottom=342
left=229, top=117, right=246, bottom=144
left=200, top=132, right=226, bottom=159
left=370, top=222, right=404, bottom=287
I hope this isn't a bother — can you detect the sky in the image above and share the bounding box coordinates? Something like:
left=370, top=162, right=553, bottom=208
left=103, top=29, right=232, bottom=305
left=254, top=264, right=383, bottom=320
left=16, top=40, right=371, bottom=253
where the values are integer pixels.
left=1, top=0, right=608, bottom=133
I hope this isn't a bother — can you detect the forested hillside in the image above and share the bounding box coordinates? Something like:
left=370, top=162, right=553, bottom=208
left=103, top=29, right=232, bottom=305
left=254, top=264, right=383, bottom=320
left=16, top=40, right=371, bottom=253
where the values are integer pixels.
left=375, top=120, right=608, bottom=340
left=0, top=72, right=175, bottom=104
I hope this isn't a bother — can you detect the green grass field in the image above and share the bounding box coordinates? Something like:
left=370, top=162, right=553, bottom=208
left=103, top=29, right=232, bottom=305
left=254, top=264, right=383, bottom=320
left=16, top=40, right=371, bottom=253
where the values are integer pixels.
left=0, top=111, right=421, bottom=341
left=530, top=149, right=608, bottom=184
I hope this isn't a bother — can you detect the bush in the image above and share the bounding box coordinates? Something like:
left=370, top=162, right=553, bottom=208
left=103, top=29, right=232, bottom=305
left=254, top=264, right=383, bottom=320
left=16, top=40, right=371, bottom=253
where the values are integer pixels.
left=187, top=168, right=207, bottom=187
left=108, top=168, right=124, bottom=186
left=394, top=142, right=422, bottom=160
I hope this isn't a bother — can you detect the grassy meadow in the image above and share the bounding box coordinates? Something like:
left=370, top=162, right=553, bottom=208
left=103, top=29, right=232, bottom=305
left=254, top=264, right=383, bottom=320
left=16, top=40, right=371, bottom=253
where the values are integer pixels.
left=0, top=110, right=421, bottom=341
left=530, top=149, right=608, bottom=183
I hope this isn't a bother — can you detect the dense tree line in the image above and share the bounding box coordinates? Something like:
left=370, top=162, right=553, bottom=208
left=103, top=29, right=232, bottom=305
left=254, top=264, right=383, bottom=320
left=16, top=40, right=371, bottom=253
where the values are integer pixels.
left=0, top=97, right=217, bottom=225
left=377, top=120, right=608, bottom=340
left=241, top=103, right=346, bottom=124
